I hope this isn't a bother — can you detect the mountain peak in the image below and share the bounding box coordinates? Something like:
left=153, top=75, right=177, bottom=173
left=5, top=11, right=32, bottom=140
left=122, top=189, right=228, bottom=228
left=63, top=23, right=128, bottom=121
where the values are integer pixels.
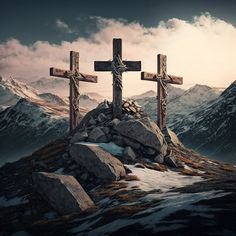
left=221, top=80, right=236, bottom=97
left=0, top=77, right=39, bottom=106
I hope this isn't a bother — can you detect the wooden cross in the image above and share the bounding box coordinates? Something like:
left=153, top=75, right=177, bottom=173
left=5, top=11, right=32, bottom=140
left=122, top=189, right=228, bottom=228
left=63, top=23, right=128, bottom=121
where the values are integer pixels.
left=94, top=38, right=141, bottom=119
left=141, top=54, right=183, bottom=130
left=50, top=51, right=97, bottom=133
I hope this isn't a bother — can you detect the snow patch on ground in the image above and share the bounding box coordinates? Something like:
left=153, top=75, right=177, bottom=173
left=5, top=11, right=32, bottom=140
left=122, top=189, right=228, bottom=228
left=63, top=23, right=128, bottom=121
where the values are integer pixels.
left=207, top=160, right=219, bottom=166
left=98, top=142, right=124, bottom=156
left=76, top=191, right=230, bottom=236
left=70, top=164, right=231, bottom=235
left=76, top=142, right=124, bottom=157
left=125, top=165, right=203, bottom=192
left=53, top=168, right=64, bottom=174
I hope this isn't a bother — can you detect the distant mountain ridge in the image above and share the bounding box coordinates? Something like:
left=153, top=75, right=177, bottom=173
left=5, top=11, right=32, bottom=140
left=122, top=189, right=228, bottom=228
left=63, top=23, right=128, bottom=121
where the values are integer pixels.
left=0, top=77, right=92, bottom=166
left=172, top=80, right=236, bottom=163
left=134, top=84, right=219, bottom=126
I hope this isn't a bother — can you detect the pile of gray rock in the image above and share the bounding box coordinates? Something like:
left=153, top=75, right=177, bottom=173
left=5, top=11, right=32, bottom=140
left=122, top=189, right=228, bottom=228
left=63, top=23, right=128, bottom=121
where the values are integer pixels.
left=71, top=100, right=170, bottom=164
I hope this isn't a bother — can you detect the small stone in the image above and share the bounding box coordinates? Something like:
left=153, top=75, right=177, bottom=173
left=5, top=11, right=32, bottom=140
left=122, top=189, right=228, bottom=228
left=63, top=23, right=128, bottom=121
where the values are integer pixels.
left=97, top=100, right=110, bottom=109
left=133, top=101, right=141, bottom=108
left=62, top=153, right=69, bottom=159
left=154, top=154, right=164, bottom=164
left=124, top=165, right=132, bottom=174
left=89, top=118, right=96, bottom=125
left=145, top=147, right=156, bottom=156
left=88, top=127, right=108, bottom=143
left=164, top=154, right=178, bottom=168
left=124, top=146, right=136, bottom=161
left=70, top=131, right=88, bottom=143
left=101, top=127, right=110, bottom=135
left=107, top=114, right=113, bottom=120
left=80, top=173, right=89, bottom=180
left=163, top=128, right=184, bottom=147
left=109, top=118, right=120, bottom=127
left=134, top=163, right=145, bottom=169
left=112, top=135, right=126, bottom=147
left=123, top=102, right=130, bottom=108
left=123, top=137, right=141, bottom=150
left=97, top=113, right=107, bottom=123
left=129, top=106, right=137, bottom=113
left=125, top=107, right=131, bottom=112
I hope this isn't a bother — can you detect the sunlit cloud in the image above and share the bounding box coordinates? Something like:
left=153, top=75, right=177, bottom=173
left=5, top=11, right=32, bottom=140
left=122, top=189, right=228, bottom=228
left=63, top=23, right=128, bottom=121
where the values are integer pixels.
left=0, top=13, right=235, bottom=96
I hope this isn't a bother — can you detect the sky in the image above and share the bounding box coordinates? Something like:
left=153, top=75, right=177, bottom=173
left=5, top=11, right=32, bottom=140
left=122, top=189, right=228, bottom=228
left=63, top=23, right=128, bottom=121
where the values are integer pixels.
left=0, top=0, right=236, bottom=96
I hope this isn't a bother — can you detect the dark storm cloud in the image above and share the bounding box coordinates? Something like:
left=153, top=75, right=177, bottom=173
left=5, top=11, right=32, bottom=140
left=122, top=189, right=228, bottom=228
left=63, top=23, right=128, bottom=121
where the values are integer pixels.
left=0, top=0, right=236, bottom=44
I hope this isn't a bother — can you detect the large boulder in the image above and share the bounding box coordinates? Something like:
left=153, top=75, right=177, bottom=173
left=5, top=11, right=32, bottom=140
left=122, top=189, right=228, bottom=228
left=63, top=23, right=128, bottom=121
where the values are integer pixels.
left=115, top=118, right=168, bottom=156
left=32, top=172, right=95, bottom=215
left=70, top=143, right=126, bottom=183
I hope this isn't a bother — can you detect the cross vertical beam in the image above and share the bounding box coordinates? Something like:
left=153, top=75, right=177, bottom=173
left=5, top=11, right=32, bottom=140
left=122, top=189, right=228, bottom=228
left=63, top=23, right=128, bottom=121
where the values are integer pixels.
left=157, top=54, right=167, bottom=130
left=70, top=51, right=79, bottom=132
left=113, top=39, right=123, bottom=118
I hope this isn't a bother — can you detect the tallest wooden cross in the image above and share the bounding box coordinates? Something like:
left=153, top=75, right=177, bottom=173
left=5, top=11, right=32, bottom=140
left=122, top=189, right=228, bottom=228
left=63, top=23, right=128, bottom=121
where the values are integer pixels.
left=94, top=38, right=141, bottom=118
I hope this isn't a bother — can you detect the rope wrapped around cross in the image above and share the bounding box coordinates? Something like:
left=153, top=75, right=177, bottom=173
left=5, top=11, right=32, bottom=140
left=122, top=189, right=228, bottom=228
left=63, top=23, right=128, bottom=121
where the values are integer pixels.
left=157, top=73, right=168, bottom=117
left=111, top=55, right=127, bottom=90
left=65, top=70, right=82, bottom=112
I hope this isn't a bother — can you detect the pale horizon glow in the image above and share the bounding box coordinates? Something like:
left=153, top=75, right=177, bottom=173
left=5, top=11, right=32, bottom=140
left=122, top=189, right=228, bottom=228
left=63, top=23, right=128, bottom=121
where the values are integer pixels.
left=0, top=13, right=235, bottom=96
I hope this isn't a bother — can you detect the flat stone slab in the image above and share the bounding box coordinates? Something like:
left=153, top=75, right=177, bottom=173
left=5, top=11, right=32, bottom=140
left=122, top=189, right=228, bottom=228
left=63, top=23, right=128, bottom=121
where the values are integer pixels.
left=70, top=143, right=126, bottom=183
left=32, top=172, right=95, bottom=215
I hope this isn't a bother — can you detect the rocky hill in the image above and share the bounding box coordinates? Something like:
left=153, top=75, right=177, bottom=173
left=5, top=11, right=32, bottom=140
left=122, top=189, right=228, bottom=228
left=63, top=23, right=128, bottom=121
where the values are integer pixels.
left=0, top=101, right=236, bottom=236
left=173, top=81, right=236, bottom=163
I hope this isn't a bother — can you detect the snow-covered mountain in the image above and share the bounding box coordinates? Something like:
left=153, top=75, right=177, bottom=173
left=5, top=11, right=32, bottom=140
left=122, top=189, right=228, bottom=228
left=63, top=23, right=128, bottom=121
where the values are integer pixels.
left=172, top=81, right=236, bottom=163
left=168, top=84, right=220, bottom=127
left=136, top=84, right=220, bottom=126
left=80, top=94, right=99, bottom=110
left=131, top=90, right=157, bottom=100
left=0, top=76, right=39, bottom=107
left=38, top=93, right=68, bottom=106
left=0, top=98, right=69, bottom=166
left=0, top=77, right=90, bottom=166
left=30, top=77, right=69, bottom=96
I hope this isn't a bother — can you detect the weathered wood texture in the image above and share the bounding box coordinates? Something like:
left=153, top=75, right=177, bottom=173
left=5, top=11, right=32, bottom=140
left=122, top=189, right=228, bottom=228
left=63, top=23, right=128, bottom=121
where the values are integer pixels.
left=94, top=38, right=141, bottom=119
left=113, top=39, right=123, bottom=118
left=50, top=51, right=97, bottom=132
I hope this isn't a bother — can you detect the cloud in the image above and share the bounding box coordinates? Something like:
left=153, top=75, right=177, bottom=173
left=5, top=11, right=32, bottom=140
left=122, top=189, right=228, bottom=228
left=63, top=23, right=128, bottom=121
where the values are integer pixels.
left=0, top=13, right=236, bottom=97
left=55, top=19, right=73, bottom=34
